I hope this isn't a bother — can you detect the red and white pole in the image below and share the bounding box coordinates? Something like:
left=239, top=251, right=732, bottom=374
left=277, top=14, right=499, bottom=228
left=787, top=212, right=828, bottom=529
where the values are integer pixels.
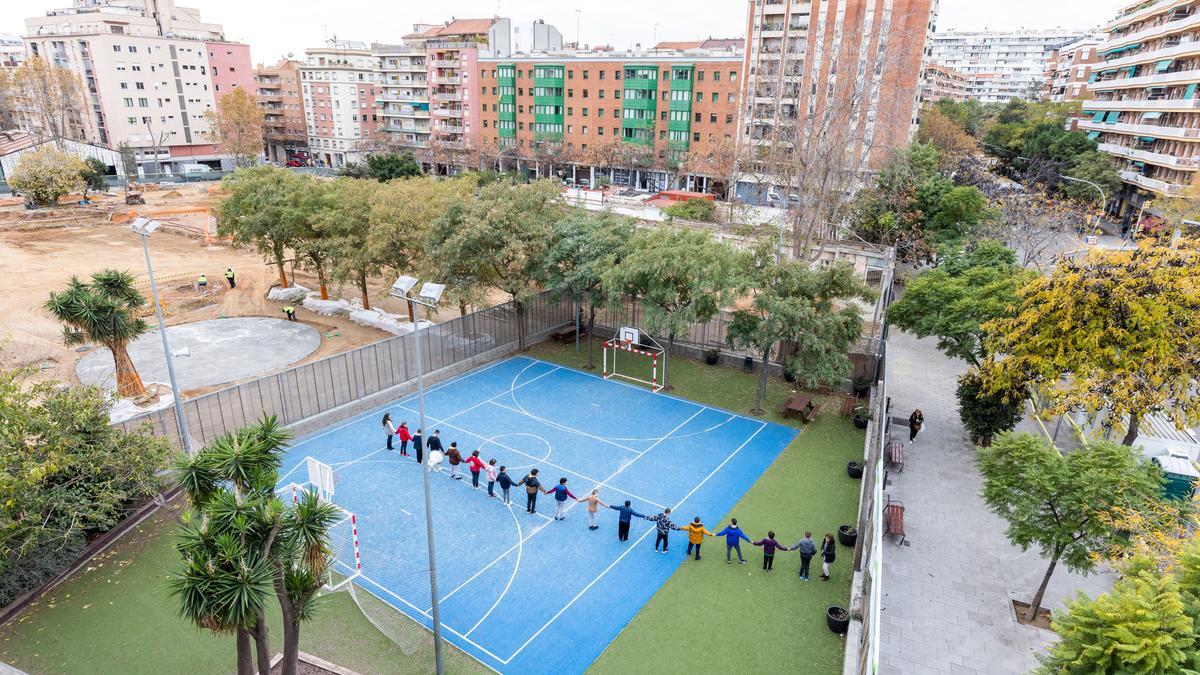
left=351, top=513, right=362, bottom=571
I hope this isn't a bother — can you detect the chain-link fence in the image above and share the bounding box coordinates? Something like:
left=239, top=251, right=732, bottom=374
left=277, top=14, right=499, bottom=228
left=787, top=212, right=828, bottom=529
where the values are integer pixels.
left=115, top=291, right=573, bottom=447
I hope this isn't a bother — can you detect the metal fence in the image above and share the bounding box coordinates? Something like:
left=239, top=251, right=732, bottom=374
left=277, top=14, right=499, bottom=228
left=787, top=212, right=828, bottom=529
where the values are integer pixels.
left=0, top=166, right=338, bottom=195
left=115, top=291, right=573, bottom=447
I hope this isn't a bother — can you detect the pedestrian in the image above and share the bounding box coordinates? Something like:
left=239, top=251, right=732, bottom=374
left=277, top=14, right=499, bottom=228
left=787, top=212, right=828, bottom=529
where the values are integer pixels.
left=196, top=273, right=207, bottom=292
left=224, top=267, right=236, bottom=289
left=820, top=533, right=836, bottom=581
left=413, top=427, right=424, bottom=464
left=644, top=508, right=679, bottom=553
left=426, top=429, right=444, bottom=459
left=680, top=517, right=714, bottom=561
left=446, top=442, right=463, bottom=479
left=577, top=489, right=607, bottom=530
left=497, top=465, right=514, bottom=504
left=908, top=409, right=924, bottom=444
left=465, top=450, right=486, bottom=489
left=609, top=500, right=644, bottom=541
left=715, top=518, right=752, bottom=564
left=752, top=531, right=786, bottom=572
left=396, top=421, right=412, bottom=456
left=790, top=531, right=817, bottom=581
left=545, top=478, right=577, bottom=521
left=518, top=469, right=542, bottom=514
left=485, top=459, right=499, bottom=498
left=381, top=413, right=395, bottom=451
left=282, top=304, right=296, bottom=321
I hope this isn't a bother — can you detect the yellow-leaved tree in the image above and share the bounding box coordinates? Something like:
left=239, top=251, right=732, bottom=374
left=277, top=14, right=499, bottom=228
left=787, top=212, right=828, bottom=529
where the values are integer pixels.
left=982, top=239, right=1200, bottom=445
left=203, top=88, right=264, bottom=168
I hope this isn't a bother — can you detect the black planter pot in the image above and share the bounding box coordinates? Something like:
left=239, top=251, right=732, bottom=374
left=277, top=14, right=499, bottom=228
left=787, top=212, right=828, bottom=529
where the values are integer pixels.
left=846, top=462, right=863, bottom=479
left=783, top=369, right=797, bottom=383
left=826, top=606, right=850, bottom=634
left=853, top=383, right=871, bottom=397
left=852, top=415, right=869, bottom=430
left=704, top=350, right=720, bottom=365
left=838, top=525, right=858, bottom=547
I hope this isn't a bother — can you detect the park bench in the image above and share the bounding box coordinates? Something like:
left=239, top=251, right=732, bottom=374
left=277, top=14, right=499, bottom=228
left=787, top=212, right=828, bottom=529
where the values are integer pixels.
left=884, top=496, right=906, bottom=545
left=779, top=394, right=821, bottom=423
left=885, top=438, right=904, bottom=473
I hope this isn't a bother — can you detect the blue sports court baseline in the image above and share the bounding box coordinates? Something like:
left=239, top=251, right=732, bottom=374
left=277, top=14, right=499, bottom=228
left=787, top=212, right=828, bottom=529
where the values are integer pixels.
left=276, top=355, right=798, bottom=673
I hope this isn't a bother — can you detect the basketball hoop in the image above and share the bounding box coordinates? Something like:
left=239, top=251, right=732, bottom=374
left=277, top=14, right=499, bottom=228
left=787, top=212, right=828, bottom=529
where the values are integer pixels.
left=603, top=326, right=664, bottom=392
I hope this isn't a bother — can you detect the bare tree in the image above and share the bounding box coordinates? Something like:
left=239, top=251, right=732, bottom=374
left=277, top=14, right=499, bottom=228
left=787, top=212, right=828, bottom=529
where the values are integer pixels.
left=8, top=56, right=88, bottom=145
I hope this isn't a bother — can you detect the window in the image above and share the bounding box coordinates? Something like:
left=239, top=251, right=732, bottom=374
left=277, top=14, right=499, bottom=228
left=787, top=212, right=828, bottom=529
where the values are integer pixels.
left=598, top=108, right=605, bottom=118
left=138, top=97, right=148, bottom=107
left=662, top=71, right=669, bottom=80
left=120, top=82, right=129, bottom=89
left=697, top=71, right=705, bottom=81
left=710, top=113, right=717, bottom=123
left=582, top=125, right=589, bottom=134
left=131, top=64, right=141, bottom=71
left=599, top=89, right=605, bottom=99
left=136, top=82, right=145, bottom=90
left=113, top=44, right=121, bottom=52
left=712, top=92, right=718, bottom=103
left=730, top=71, right=737, bottom=82
left=582, top=108, right=589, bottom=117
left=583, top=70, right=589, bottom=80
left=583, top=89, right=588, bottom=98
left=696, top=92, right=703, bottom=102
left=568, top=69, right=574, bottom=79
left=599, top=71, right=605, bottom=80
left=727, top=93, right=735, bottom=103
left=713, top=71, right=720, bottom=81
left=123, top=97, right=134, bottom=107
left=662, top=110, right=669, bottom=121
left=567, top=106, right=573, bottom=115
left=615, top=70, right=622, bottom=80
left=128, top=45, right=137, bottom=53
left=126, top=116, right=135, bottom=124
left=693, top=132, right=700, bottom=141
left=726, top=113, right=733, bottom=124
left=695, top=112, right=701, bottom=122
left=598, top=126, right=604, bottom=135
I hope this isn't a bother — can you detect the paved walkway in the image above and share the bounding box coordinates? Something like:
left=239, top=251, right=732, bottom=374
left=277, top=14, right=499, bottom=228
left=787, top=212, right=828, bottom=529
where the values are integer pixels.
left=878, top=329, right=1114, bottom=674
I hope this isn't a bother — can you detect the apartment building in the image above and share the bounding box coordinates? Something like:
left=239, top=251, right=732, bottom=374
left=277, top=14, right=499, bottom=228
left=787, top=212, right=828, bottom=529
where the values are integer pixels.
left=373, top=42, right=431, bottom=150
left=929, top=29, right=1086, bottom=102
left=478, top=46, right=743, bottom=191
left=23, top=0, right=254, bottom=173
left=254, top=59, right=308, bottom=164
left=1044, top=34, right=1104, bottom=102
left=0, top=34, right=24, bottom=70
left=1082, top=0, right=1200, bottom=217
left=299, top=41, right=379, bottom=167
left=741, top=0, right=939, bottom=201
left=920, top=62, right=969, bottom=103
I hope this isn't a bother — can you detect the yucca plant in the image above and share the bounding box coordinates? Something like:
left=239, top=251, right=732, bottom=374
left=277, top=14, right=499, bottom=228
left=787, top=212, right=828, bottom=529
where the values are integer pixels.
left=45, top=270, right=149, bottom=397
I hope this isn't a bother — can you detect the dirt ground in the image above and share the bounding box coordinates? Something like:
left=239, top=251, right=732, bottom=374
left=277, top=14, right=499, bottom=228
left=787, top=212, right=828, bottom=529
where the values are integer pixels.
left=0, top=182, right=477, bottom=397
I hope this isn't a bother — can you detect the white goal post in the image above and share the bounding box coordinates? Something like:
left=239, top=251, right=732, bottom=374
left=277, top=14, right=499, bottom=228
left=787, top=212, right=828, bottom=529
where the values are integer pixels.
left=280, top=457, right=361, bottom=591
left=602, top=326, right=664, bottom=393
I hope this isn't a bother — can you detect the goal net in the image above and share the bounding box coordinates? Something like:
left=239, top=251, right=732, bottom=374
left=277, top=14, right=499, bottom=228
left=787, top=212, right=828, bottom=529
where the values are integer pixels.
left=602, top=326, right=664, bottom=392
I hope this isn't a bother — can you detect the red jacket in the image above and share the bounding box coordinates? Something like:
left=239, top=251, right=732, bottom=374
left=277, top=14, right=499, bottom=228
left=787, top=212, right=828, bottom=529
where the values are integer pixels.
left=465, top=455, right=486, bottom=472
left=396, top=424, right=412, bottom=442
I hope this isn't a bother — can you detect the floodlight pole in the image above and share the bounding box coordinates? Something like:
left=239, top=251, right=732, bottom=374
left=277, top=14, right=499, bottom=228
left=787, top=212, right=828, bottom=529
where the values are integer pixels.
left=136, top=231, right=192, bottom=455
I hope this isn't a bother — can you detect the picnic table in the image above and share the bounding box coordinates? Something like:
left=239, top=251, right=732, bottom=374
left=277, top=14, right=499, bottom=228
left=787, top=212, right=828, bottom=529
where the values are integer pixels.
left=780, top=394, right=821, bottom=423
left=551, top=325, right=579, bottom=342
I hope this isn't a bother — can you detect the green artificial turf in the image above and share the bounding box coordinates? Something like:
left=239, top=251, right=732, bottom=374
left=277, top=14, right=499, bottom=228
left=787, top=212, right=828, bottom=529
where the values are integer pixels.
left=527, top=341, right=865, bottom=674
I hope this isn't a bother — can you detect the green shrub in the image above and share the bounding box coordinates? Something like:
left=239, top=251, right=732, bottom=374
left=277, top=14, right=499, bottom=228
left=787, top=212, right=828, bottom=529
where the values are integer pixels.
left=662, top=198, right=716, bottom=222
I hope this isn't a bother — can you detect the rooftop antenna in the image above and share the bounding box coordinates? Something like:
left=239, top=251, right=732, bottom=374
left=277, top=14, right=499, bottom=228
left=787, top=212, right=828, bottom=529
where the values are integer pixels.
left=576, top=9, right=581, bottom=46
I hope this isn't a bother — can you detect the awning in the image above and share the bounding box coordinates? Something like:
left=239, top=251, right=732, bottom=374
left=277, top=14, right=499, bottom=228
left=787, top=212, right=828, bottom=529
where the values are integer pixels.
left=1187, top=83, right=1198, bottom=99
left=1127, top=66, right=1138, bottom=77
left=1093, top=110, right=1106, bottom=122
left=1100, top=69, right=1117, bottom=75
left=1105, top=111, right=1122, bottom=123
left=1156, top=60, right=1173, bottom=72
left=1087, top=131, right=1101, bottom=140
left=1089, top=73, right=1100, bottom=83
left=1142, top=111, right=1164, bottom=120
left=1139, top=136, right=1157, bottom=142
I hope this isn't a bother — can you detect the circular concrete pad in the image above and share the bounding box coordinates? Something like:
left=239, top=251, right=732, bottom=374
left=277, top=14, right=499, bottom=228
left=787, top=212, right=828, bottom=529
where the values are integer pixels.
left=76, top=317, right=321, bottom=392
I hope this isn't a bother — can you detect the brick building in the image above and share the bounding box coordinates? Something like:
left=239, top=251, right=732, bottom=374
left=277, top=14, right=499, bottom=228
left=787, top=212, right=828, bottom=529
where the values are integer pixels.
left=920, top=62, right=969, bottom=103
left=254, top=58, right=308, bottom=163
left=300, top=41, right=379, bottom=167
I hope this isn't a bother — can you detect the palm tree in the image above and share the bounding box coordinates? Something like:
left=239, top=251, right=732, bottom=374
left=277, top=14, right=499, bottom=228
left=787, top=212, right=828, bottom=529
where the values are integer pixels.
left=272, top=489, right=341, bottom=675
left=44, top=269, right=149, bottom=397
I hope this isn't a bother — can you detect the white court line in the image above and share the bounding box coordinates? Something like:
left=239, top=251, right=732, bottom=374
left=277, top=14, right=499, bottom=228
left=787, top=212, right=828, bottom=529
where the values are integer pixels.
left=486, top=400, right=641, bottom=454
left=464, top=500, right=529, bottom=636
left=431, top=362, right=561, bottom=430
left=500, top=421, right=769, bottom=665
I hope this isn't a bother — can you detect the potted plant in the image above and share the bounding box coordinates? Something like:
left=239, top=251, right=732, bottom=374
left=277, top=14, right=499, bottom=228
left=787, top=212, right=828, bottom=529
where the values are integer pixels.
left=846, top=461, right=863, bottom=479
left=704, top=348, right=721, bottom=365
left=826, top=606, right=850, bottom=634
left=838, top=525, right=857, bottom=547
left=852, top=406, right=871, bottom=430
left=852, top=376, right=871, bottom=398
left=782, top=367, right=797, bottom=383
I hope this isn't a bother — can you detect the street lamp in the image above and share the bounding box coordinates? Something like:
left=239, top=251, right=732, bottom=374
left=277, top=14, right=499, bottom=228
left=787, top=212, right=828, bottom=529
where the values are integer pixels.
left=130, top=218, right=192, bottom=456
left=388, top=275, right=446, bottom=675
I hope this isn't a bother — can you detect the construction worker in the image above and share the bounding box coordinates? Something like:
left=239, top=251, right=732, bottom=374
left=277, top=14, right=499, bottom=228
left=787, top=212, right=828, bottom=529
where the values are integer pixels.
left=282, top=304, right=296, bottom=321
left=196, top=274, right=208, bottom=292
left=224, top=267, right=236, bottom=289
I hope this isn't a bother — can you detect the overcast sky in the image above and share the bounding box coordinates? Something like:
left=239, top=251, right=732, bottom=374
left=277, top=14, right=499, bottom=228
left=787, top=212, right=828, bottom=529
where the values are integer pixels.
left=2, top=0, right=1133, bottom=65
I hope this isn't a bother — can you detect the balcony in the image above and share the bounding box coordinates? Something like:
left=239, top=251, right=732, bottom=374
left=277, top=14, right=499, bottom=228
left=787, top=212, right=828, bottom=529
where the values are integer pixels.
left=433, top=108, right=464, bottom=118
left=1098, top=39, right=1200, bottom=70
left=1120, top=169, right=1189, bottom=194
left=1086, top=97, right=1200, bottom=111
left=1101, top=11, right=1200, bottom=52
left=432, top=76, right=459, bottom=86
left=1106, top=0, right=1191, bottom=32
left=433, top=59, right=460, bottom=68
left=399, top=108, right=430, bottom=118
left=432, top=91, right=462, bottom=102
left=1091, top=68, right=1200, bottom=90
left=1078, top=118, right=1200, bottom=141
left=1099, top=141, right=1200, bottom=169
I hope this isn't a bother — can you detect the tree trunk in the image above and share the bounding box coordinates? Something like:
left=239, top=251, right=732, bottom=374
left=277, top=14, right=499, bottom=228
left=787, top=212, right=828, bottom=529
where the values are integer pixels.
left=1024, top=556, right=1058, bottom=623
left=406, top=298, right=416, bottom=324
left=280, top=612, right=300, bottom=675
left=316, top=264, right=329, bottom=301
left=110, top=342, right=146, bottom=398
left=1121, top=411, right=1140, bottom=446
left=516, top=300, right=527, bottom=351
left=753, top=348, right=770, bottom=416
left=253, top=616, right=271, bottom=675
left=585, top=305, right=597, bottom=370
left=358, top=271, right=370, bottom=310
left=459, top=300, right=468, bottom=317
left=235, top=627, right=255, bottom=675
left=664, top=332, right=675, bottom=390
left=274, top=250, right=289, bottom=289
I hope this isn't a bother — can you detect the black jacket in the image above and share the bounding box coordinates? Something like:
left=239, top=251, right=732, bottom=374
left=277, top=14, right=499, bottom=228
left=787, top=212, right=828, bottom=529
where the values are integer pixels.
left=427, top=435, right=444, bottom=452
left=497, top=471, right=514, bottom=489
left=822, top=539, right=836, bottom=563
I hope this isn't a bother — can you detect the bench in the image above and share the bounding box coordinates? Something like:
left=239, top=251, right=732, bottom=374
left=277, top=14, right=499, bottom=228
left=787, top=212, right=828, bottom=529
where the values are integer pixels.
left=884, top=497, right=906, bottom=545
left=779, top=394, right=821, bottom=423
left=885, top=438, right=904, bottom=473
left=551, top=325, right=579, bottom=342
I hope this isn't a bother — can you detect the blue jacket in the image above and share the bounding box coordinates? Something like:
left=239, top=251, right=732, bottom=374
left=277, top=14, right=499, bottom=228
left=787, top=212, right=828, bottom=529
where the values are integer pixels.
left=715, top=525, right=751, bottom=546
left=609, top=504, right=644, bottom=523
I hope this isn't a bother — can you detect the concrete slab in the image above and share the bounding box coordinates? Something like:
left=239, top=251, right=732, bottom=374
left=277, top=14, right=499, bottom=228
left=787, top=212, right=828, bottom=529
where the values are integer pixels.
left=76, top=317, right=321, bottom=392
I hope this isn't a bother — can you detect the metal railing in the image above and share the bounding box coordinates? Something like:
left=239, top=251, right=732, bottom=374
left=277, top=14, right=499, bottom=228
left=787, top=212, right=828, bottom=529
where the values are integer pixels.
left=114, top=291, right=574, bottom=447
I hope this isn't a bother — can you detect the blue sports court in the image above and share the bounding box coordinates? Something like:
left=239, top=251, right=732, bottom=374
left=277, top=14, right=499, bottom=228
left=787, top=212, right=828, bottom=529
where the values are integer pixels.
left=276, top=356, right=798, bottom=673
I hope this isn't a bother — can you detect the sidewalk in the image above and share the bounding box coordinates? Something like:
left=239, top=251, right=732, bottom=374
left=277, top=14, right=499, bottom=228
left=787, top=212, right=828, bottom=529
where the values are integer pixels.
left=878, top=329, right=1114, bottom=674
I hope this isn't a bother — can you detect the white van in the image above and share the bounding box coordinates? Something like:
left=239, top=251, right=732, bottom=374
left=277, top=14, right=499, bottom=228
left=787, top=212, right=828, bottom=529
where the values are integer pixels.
left=179, top=163, right=213, bottom=174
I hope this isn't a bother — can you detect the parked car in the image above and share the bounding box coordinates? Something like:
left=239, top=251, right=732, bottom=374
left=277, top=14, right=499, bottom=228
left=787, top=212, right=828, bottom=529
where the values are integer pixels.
left=179, top=163, right=213, bottom=174
left=285, top=159, right=303, bottom=168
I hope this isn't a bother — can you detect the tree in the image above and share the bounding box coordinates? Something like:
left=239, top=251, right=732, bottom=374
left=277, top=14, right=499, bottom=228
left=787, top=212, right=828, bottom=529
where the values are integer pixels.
left=365, top=152, right=422, bottom=182
left=0, top=367, right=169, bottom=606
left=927, top=185, right=994, bottom=245
left=290, top=179, right=335, bottom=300
left=662, top=198, right=716, bottom=223
left=8, top=145, right=88, bottom=206
left=984, top=190, right=1084, bottom=270
left=217, top=166, right=308, bottom=289
left=983, top=240, right=1200, bottom=445
left=1148, top=185, right=1200, bottom=234
left=319, top=178, right=383, bottom=309
left=541, top=210, right=637, bottom=369
left=916, top=106, right=977, bottom=159
left=977, top=434, right=1162, bottom=623
left=1061, top=151, right=1121, bottom=206
left=6, top=56, right=88, bottom=144
left=79, top=156, right=108, bottom=201
left=727, top=244, right=873, bottom=414
left=45, top=270, right=150, bottom=397
left=436, top=180, right=566, bottom=348
left=603, top=227, right=743, bottom=390
left=955, top=370, right=1026, bottom=446
left=203, top=88, right=264, bottom=168
left=171, top=417, right=341, bottom=675
left=932, top=98, right=989, bottom=137
left=887, top=242, right=1034, bottom=366
left=846, top=141, right=953, bottom=262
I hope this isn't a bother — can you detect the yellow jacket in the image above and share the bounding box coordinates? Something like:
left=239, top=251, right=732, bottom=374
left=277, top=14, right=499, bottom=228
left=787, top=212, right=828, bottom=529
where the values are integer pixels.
left=681, top=522, right=713, bottom=544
